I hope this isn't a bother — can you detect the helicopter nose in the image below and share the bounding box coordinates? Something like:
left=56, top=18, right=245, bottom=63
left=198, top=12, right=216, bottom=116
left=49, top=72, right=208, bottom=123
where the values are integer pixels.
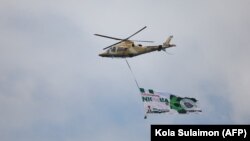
left=99, top=53, right=104, bottom=57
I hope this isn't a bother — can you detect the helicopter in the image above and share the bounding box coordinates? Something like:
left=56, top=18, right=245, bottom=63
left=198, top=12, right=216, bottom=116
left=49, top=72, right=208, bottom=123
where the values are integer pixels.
left=95, top=26, right=176, bottom=58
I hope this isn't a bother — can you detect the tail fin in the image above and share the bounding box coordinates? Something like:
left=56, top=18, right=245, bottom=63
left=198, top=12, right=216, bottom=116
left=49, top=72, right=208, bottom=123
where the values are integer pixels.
left=163, top=35, right=175, bottom=47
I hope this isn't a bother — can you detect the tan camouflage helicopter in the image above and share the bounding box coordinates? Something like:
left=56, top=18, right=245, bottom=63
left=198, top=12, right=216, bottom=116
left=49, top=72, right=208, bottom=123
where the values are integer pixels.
left=95, top=26, right=176, bottom=58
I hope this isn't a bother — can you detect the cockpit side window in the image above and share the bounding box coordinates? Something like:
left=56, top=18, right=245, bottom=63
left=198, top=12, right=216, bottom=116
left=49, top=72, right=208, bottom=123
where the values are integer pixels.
left=111, top=47, right=116, bottom=52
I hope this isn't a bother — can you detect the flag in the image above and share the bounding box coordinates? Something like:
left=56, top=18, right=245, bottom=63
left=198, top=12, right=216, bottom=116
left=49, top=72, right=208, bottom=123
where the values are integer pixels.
left=140, top=88, right=201, bottom=117
left=170, top=95, right=202, bottom=114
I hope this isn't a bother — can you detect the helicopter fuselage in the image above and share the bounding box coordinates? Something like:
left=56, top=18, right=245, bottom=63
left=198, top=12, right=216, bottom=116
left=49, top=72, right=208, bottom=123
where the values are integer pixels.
left=99, top=41, right=175, bottom=58
left=99, top=45, right=156, bottom=58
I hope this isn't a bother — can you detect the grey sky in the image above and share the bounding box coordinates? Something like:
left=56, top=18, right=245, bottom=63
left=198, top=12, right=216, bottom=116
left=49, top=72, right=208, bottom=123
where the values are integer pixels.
left=0, top=0, right=250, bottom=141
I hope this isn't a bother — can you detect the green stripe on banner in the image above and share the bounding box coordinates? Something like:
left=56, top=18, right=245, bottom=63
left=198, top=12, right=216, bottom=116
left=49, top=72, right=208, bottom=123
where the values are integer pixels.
left=149, top=89, right=154, bottom=94
left=140, top=88, right=145, bottom=93
left=170, top=95, right=187, bottom=113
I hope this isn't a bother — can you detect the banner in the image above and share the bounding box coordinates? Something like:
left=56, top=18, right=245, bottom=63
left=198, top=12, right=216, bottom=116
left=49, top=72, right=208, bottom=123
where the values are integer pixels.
left=140, top=88, right=201, bottom=117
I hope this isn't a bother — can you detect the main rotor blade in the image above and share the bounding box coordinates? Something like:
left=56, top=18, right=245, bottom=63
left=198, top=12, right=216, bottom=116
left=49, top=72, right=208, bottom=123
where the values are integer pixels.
left=101, top=26, right=148, bottom=50
left=126, top=26, right=147, bottom=40
left=94, top=34, right=123, bottom=40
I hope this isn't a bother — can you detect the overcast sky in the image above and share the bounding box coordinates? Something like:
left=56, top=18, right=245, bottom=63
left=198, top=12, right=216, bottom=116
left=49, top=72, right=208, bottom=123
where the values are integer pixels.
left=0, top=0, right=250, bottom=141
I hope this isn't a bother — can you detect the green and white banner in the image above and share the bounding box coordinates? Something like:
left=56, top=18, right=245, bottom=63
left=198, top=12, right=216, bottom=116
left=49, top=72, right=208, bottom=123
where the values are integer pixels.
left=140, top=88, right=202, bottom=115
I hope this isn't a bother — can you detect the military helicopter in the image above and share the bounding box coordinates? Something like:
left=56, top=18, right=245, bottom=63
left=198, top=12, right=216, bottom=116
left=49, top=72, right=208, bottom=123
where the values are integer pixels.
left=95, top=26, right=176, bottom=58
